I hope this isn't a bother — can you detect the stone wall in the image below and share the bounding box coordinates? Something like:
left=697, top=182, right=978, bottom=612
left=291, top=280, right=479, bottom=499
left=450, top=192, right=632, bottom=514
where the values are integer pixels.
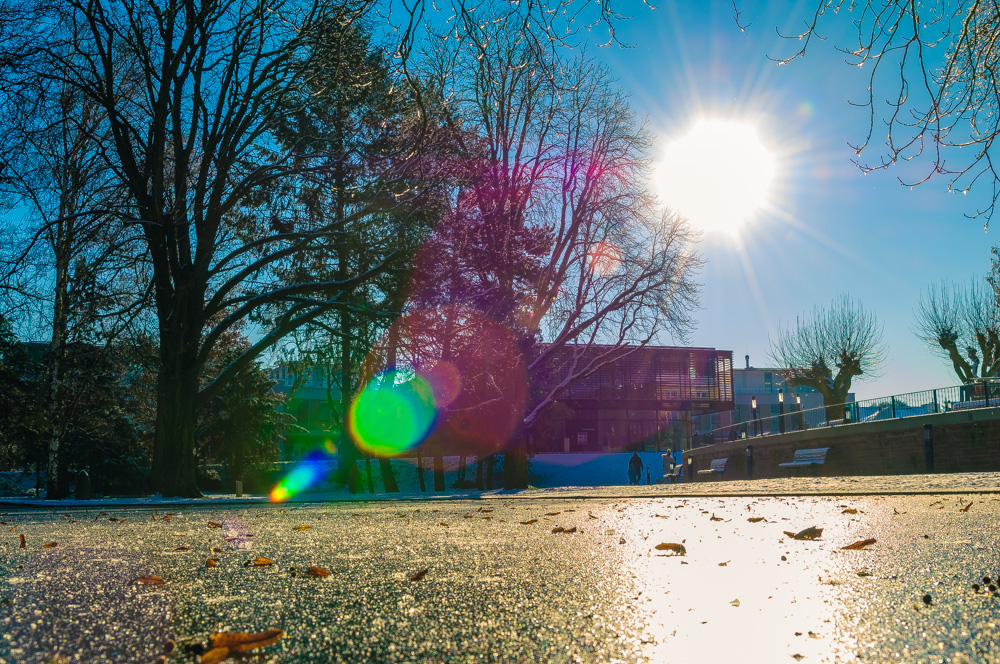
left=685, top=407, right=1000, bottom=481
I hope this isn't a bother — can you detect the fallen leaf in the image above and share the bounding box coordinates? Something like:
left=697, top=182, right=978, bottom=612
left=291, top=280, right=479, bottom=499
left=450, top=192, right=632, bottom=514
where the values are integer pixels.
left=18, top=533, right=25, bottom=548
left=718, top=561, right=729, bottom=566
left=961, top=502, right=973, bottom=513
left=173, top=546, right=191, bottom=551
left=563, top=527, right=577, bottom=534
left=893, top=507, right=907, bottom=515
left=551, top=526, right=565, bottom=533
left=210, top=628, right=285, bottom=653
left=545, top=512, right=561, bottom=516
left=730, top=598, right=740, bottom=607
left=201, top=646, right=230, bottom=664
left=292, top=525, right=311, bottom=531
left=438, top=522, right=449, bottom=527
left=841, top=538, right=877, bottom=550
left=212, top=547, right=223, bottom=553
left=710, top=514, right=724, bottom=522
left=464, top=515, right=474, bottom=519
left=588, top=513, right=598, bottom=519
left=409, top=568, right=428, bottom=582
left=206, top=558, right=219, bottom=568
left=163, top=515, right=173, bottom=522
left=654, top=542, right=686, bottom=555
left=225, top=537, right=238, bottom=542
left=306, top=566, right=330, bottom=577
left=207, top=521, right=223, bottom=528
left=783, top=526, right=823, bottom=541
left=251, top=557, right=273, bottom=566
left=42, top=541, right=58, bottom=548
left=136, top=576, right=166, bottom=585
left=8, top=525, right=16, bottom=531
left=520, top=519, right=538, bottom=525
left=841, top=509, right=858, bottom=515
left=747, top=517, right=765, bottom=523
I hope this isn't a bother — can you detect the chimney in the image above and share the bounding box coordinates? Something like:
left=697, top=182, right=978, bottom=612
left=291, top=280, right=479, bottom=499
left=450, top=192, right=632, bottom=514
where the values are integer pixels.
left=745, top=354, right=750, bottom=369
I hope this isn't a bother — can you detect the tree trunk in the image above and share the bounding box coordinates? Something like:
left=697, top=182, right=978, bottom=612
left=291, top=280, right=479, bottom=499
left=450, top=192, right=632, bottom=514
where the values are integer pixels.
left=150, top=356, right=202, bottom=497
left=150, top=293, right=204, bottom=498
left=485, top=456, right=494, bottom=490
left=475, top=457, right=485, bottom=491
left=503, top=434, right=529, bottom=490
left=416, top=449, right=426, bottom=492
left=364, top=455, right=375, bottom=493
left=433, top=447, right=445, bottom=492
left=378, top=458, right=399, bottom=492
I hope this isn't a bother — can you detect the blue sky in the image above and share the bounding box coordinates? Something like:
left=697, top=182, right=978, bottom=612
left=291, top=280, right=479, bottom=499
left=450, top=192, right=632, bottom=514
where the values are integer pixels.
left=588, top=1, right=995, bottom=400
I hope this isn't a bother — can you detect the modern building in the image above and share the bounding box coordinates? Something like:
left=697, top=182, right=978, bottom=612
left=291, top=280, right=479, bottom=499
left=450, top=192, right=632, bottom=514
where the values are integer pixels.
left=272, top=344, right=736, bottom=457
left=529, top=345, right=734, bottom=453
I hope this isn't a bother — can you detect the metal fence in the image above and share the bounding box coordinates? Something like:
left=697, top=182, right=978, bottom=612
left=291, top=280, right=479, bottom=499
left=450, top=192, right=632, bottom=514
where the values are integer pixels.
left=697, top=378, right=1000, bottom=446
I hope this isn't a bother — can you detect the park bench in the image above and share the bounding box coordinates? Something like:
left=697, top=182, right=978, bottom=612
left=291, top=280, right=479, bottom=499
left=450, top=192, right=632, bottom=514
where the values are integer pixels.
left=696, top=457, right=727, bottom=479
left=658, top=465, right=683, bottom=484
left=778, top=447, right=829, bottom=474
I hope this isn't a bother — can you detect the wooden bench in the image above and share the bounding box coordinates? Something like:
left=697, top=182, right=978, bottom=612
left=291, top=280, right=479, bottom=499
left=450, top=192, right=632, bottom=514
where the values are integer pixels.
left=778, top=447, right=829, bottom=473
left=696, top=457, right=727, bottom=479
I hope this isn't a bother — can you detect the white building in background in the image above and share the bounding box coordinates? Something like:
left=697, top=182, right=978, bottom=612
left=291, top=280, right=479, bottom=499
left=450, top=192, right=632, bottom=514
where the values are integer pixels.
left=690, top=355, right=854, bottom=444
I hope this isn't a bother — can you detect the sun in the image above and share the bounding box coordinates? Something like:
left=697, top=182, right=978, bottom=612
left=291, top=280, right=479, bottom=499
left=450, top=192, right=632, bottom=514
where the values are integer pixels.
left=655, top=118, right=777, bottom=237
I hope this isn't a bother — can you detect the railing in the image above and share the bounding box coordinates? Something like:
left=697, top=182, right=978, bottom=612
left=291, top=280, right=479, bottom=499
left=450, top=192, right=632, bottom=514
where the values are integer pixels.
left=696, top=378, right=1000, bottom=446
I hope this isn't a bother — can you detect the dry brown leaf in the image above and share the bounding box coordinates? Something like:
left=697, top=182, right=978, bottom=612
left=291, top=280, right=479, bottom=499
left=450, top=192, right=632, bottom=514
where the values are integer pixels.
left=8, top=525, right=16, bottom=531
left=841, top=509, right=858, bottom=515
left=210, top=628, right=285, bottom=653
left=544, top=512, right=561, bottom=516
left=563, top=526, right=577, bottom=534
left=207, top=521, right=223, bottom=528
left=438, top=522, right=449, bottom=527
left=18, top=533, right=25, bottom=548
left=306, top=566, right=330, bottom=577
left=654, top=542, right=686, bottom=555
left=42, top=541, right=58, bottom=548
left=212, top=547, right=224, bottom=553
left=710, top=514, right=724, bottom=521
left=162, top=515, right=173, bottom=522
left=173, top=546, right=191, bottom=551
left=783, top=526, right=823, bottom=540
left=409, top=568, right=428, bottom=582
left=841, top=538, right=877, bottom=550
left=206, top=558, right=219, bottom=568
left=201, top=646, right=230, bottom=664
left=520, top=519, right=538, bottom=525
left=225, top=536, right=238, bottom=542
left=961, top=502, right=973, bottom=513
left=136, top=576, right=166, bottom=585
left=251, top=557, right=273, bottom=566
left=551, top=526, right=565, bottom=533
left=292, top=525, right=311, bottom=531
left=747, top=517, right=765, bottom=523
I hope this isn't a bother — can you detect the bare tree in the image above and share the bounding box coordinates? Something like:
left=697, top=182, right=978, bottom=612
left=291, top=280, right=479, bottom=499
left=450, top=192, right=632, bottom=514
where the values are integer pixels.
left=776, top=1, right=1000, bottom=225
left=769, top=295, right=887, bottom=420
left=394, top=23, right=701, bottom=488
left=915, top=278, right=1000, bottom=383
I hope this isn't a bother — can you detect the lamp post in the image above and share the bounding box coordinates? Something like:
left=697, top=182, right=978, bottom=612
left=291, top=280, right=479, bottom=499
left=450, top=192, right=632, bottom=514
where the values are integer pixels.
left=778, top=389, right=785, bottom=434
left=796, top=394, right=804, bottom=431
left=751, top=395, right=759, bottom=437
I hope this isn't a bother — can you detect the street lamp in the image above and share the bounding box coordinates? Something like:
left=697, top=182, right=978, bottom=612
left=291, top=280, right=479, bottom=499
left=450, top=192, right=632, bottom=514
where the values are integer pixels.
left=751, top=395, right=759, bottom=437
left=778, top=389, right=785, bottom=434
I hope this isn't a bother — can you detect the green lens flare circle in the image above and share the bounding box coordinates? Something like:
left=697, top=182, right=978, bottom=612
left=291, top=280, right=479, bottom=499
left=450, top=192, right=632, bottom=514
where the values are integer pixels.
left=349, top=371, right=436, bottom=456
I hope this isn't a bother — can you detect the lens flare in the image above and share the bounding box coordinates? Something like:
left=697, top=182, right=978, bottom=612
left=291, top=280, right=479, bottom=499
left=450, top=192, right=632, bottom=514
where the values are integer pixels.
left=588, top=242, right=623, bottom=277
left=270, top=451, right=331, bottom=502
left=348, top=370, right=437, bottom=457
left=422, top=361, right=462, bottom=408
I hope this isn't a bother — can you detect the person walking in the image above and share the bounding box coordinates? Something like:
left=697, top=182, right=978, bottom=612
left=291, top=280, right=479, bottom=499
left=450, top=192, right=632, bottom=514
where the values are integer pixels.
left=628, top=452, right=643, bottom=485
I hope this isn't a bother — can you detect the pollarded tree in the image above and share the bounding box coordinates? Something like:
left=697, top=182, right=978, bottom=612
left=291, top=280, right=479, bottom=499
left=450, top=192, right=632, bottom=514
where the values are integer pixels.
left=769, top=295, right=887, bottom=421
left=777, top=1, right=1000, bottom=225
left=915, top=278, right=1000, bottom=383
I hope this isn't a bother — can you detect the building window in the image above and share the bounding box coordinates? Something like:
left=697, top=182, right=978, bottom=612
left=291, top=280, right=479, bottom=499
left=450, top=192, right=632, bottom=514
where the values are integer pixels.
left=769, top=404, right=780, bottom=433
left=764, top=372, right=772, bottom=393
